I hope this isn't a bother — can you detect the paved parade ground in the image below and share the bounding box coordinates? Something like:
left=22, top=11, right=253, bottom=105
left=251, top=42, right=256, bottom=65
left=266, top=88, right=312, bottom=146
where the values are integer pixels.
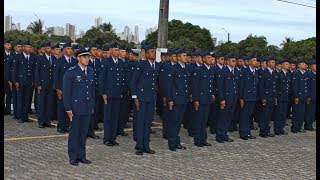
left=4, top=113, right=316, bottom=179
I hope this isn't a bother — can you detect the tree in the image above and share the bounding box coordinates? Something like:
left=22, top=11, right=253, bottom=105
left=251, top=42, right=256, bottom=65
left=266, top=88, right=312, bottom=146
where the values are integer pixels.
left=27, top=20, right=44, bottom=34
left=146, top=19, right=214, bottom=51
left=77, top=27, right=120, bottom=46
left=98, top=22, right=116, bottom=34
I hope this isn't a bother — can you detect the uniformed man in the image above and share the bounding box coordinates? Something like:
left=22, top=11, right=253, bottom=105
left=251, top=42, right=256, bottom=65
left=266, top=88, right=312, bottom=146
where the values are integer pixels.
left=117, top=45, right=130, bottom=136
left=166, top=48, right=189, bottom=151
left=238, top=54, right=258, bottom=140
left=274, top=59, right=290, bottom=135
left=287, top=59, right=297, bottom=119
left=63, top=47, right=94, bottom=166
left=99, top=42, right=124, bottom=146
left=85, top=43, right=100, bottom=139
left=4, top=39, right=12, bottom=115
left=304, top=60, right=316, bottom=131
left=52, top=43, right=61, bottom=59
left=35, top=42, right=56, bottom=128
left=291, top=58, right=309, bottom=133
left=54, top=42, right=78, bottom=133
left=130, top=44, right=159, bottom=155
left=215, top=53, right=239, bottom=143
left=12, top=40, right=36, bottom=123
left=7, top=40, right=23, bottom=119
left=71, top=44, right=79, bottom=58
left=191, top=51, right=214, bottom=147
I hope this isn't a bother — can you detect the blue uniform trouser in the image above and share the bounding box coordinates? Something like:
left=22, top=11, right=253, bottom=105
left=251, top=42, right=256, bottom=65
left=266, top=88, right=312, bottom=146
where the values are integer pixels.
left=68, top=115, right=91, bottom=161
left=162, top=103, right=169, bottom=137
left=4, top=83, right=12, bottom=113
left=103, top=98, right=120, bottom=143
left=274, top=101, right=288, bottom=134
left=93, top=89, right=103, bottom=129
left=135, top=101, right=155, bottom=150
left=258, top=100, right=274, bottom=135
left=187, top=102, right=196, bottom=136
left=239, top=101, right=255, bottom=137
left=12, top=87, right=18, bottom=118
left=37, top=88, right=53, bottom=126
left=182, top=101, right=191, bottom=129
left=27, top=86, right=35, bottom=112
left=57, top=98, right=70, bottom=130
left=167, top=104, right=186, bottom=147
left=291, top=100, right=306, bottom=132
left=17, top=84, right=32, bottom=120
left=194, top=104, right=210, bottom=144
left=118, top=94, right=129, bottom=133
left=304, top=102, right=315, bottom=129
left=208, top=101, right=218, bottom=133
left=216, top=104, right=235, bottom=141
left=287, top=93, right=293, bottom=117
left=133, top=105, right=138, bottom=141
left=230, top=100, right=240, bottom=130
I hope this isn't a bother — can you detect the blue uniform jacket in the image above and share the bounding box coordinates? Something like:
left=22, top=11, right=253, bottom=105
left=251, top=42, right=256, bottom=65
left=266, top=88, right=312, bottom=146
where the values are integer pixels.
left=216, top=66, right=240, bottom=105
left=35, top=54, right=56, bottom=89
left=258, top=68, right=278, bottom=101
left=239, top=67, right=258, bottom=101
left=307, top=70, right=316, bottom=102
left=276, top=70, right=290, bottom=102
left=130, top=60, right=160, bottom=102
left=12, top=53, right=36, bottom=85
left=53, top=55, right=78, bottom=90
left=292, top=70, right=309, bottom=100
left=191, top=64, right=214, bottom=104
left=62, top=65, right=95, bottom=115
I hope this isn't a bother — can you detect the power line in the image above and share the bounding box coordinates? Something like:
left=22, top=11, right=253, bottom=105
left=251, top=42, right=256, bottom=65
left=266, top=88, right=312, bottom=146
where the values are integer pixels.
left=275, top=0, right=316, bottom=8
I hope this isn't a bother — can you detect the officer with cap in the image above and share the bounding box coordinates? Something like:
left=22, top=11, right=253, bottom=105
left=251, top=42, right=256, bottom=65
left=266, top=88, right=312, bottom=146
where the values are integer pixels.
left=166, top=48, right=189, bottom=151
left=52, top=43, right=61, bottom=59
left=99, top=42, right=124, bottom=146
left=191, top=51, right=214, bottom=147
left=54, top=42, right=78, bottom=133
left=287, top=59, right=297, bottom=119
left=71, top=44, right=79, bottom=58
left=12, top=40, right=36, bottom=123
left=35, top=41, right=56, bottom=128
left=215, top=53, right=239, bottom=143
left=4, top=39, right=13, bottom=115
left=131, top=44, right=159, bottom=155
left=305, top=60, right=316, bottom=131
left=86, top=43, right=100, bottom=139
left=63, top=47, right=94, bottom=166
left=238, top=54, right=258, bottom=140
left=274, top=59, right=290, bottom=135
left=7, top=40, right=23, bottom=119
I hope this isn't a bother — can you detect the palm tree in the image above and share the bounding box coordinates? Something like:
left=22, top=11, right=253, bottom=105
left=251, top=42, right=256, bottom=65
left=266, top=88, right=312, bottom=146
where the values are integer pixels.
left=99, top=22, right=116, bottom=33
left=27, top=20, right=43, bottom=34
left=280, top=37, right=294, bottom=47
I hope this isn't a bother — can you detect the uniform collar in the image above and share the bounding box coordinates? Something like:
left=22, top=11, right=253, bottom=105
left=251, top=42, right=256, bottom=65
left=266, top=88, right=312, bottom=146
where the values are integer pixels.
left=45, top=53, right=51, bottom=60
left=78, top=64, right=87, bottom=71
left=227, top=65, right=234, bottom=72
left=267, top=67, right=274, bottom=74
left=299, top=69, right=306, bottom=74
left=148, top=60, right=155, bottom=67
left=249, top=66, right=255, bottom=72
left=178, top=61, right=185, bottom=68
left=196, top=62, right=201, bottom=67
left=5, top=50, right=10, bottom=55
left=282, top=69, right=288, bottom=74
left=23, top=52, right=29, bottom=58
left=204, top=63, right=210, bottom=70
left=217, top=63, right=223, bottom=69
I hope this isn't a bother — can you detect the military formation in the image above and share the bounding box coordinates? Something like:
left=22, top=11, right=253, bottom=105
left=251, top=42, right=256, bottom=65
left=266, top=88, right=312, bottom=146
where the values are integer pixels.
left=3, top=39, right=316, bottom=165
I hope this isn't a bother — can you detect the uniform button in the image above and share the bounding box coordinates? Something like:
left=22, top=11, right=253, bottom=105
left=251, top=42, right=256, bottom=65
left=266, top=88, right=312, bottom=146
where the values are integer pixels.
left=75, top=100, right=77, bottom=102
left=87, top=92, right=89, bottom=94
left=117, top=84, right=119, bottom=86
left=87, top=98, right=89, bottom=99
left=117, top=79, right=119, bottom=80
left=86, top=80, right=88, bottom=82
left=123, top=79, right=125, bottom=80
left=210, top=90, right=212, bottom=92
left=117, top=74, right=119, bottom=75
left=87, top=86, right=89, bottom=88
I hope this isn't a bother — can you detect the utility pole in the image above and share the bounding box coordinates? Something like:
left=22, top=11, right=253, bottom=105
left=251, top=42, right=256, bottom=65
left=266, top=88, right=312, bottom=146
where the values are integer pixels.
left=156, top=0, right=169, bottom=62
left=222, top=27, right=230, bottom=42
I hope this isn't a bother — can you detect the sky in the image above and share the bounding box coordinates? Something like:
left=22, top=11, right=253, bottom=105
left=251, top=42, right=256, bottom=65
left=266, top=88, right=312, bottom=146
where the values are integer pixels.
left=4, top=0, right=316, bottom=46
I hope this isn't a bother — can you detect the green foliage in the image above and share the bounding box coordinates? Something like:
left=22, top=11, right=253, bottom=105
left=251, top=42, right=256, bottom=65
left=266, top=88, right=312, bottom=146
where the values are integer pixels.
left=26, top=20, right=44, bottom=34
left=146, top=19, right=214, bottom=51
left=77, top=26, right=120, bottom=46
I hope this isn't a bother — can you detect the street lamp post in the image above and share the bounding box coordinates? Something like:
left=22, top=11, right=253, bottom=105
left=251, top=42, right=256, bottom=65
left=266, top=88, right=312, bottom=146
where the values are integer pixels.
left=221, top=28, right=230, bottom=42
left=34, top=14, right=41, bottom=34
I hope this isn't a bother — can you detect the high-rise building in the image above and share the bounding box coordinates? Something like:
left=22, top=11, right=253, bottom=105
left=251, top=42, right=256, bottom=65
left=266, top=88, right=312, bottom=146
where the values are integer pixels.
left=145, top=26, right=157, bottom=39
left=5, top=15, right=12, bottom=32
left=134, top=25, right=139, bottom=43
left=94, top=17, right=103, bottom=28
left=212, top=36, right=217, bottom=47
left=66, top=23, right=75, bottom=39
left=53, top=26, right=65, bottom=36
left=11, top=23, right=21, bottom=31
left=124, top=25, right=130, bottom=41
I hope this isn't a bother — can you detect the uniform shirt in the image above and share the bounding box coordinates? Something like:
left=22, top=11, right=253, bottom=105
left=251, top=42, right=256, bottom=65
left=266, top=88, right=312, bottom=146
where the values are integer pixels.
left=292, top=69, right=309, bottom=100
left=276, top=69, right=290, bottom=102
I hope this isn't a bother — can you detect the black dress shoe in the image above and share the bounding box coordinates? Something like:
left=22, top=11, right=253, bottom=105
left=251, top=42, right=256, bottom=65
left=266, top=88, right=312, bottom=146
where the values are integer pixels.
left=216, top=139, right=224, bottom=143
left=104, top=141, right=114, bottom=146
left=144, top=149, right=155, bottom=154
left=248, top=135, right=256, bottom=139
left=298, top=129, right=306, bottom=133
left=201, top=142, right=212, bottom=146
left=163, top=135, right=168, bottom=139
left=251, top=126, right=258, bottom=130
left=291, top=130, right=298, bottom=133
left=259, top=133, right=268, bottom=138
left=194, top=142, right=204, bottom=147
left=5, top=111, right=12, bottom=115
left=18, top=119, right=24, bottom=123
left=88, top=134, right=100, bottom=139
left=117, top=131, right=129, bottom=136
left=169, top=146, right=176, bottom=151
left=136, top=150, right=143, bottom=155
left=210, top=131, right=216, bottom=134
left=124, top=124, right=131, bottom=128
left=112, top=141, right=119, bottom=146
left=94, top=127, right=102, bottom=131
left=305, top=127, right=316, bottom=131
left=176, top=145, right=186, bottom=150
left=267, top=133, right=275, bottom=137
left=44, top=123, right=55, bottom=128
left=280, top=131, right=288, bottom=135
left=240, top=136, right=249, bottom=140
left=57, top=129, right=67, bottom=133
left=228, top=129, right=234, bottom=132
left=70, top=160, right=78, bottom=166
left=38, top=125, right=45, bottom=128
left=275, top=132, right=281, bottom=135
left=225, top=138, right=234, bottom=142
left=78, top=159, right=91, bottom=164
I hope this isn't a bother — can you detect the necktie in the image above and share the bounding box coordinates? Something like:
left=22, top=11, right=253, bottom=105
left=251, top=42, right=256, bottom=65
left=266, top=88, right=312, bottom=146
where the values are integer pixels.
left=151, top=63, right=155, bottom=70
left=83, top=69, right=86, bottom=76
left=231, top=69, right=234, bottom=75
left=68, top=58, right=70, bottom=64
left=49, top=56, right=52, bottom=65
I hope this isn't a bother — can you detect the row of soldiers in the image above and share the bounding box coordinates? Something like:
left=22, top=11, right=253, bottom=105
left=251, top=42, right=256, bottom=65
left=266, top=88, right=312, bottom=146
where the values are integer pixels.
left=3, top=39, right=316, bottom=157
